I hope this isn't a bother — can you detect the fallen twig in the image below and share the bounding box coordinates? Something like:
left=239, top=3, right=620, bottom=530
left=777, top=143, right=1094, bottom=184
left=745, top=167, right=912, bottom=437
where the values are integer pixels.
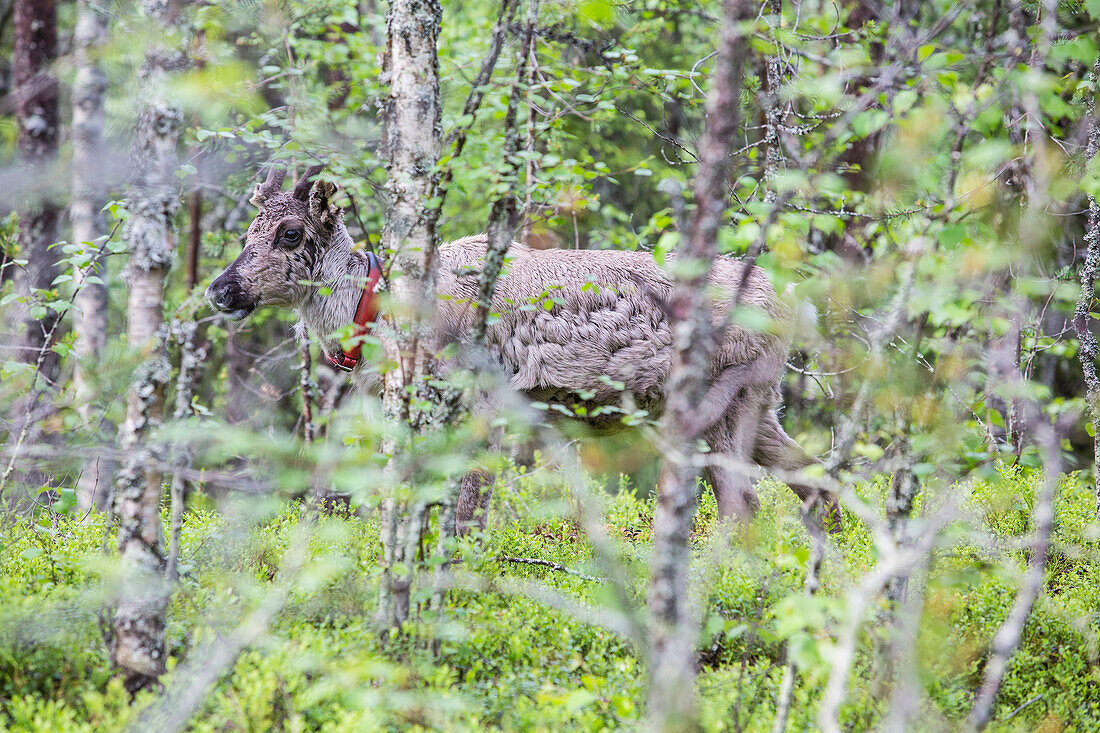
left=496, top=555, right=607, bottom=582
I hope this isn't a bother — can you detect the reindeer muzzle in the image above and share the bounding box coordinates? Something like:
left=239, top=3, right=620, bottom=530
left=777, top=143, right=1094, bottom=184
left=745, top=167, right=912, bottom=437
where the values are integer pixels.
left=206, top=274, right=257, bottom=321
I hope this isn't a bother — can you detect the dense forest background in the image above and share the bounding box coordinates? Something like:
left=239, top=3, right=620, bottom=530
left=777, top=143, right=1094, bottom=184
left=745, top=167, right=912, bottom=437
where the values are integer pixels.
left=1, top=0, right=1099, bottom=730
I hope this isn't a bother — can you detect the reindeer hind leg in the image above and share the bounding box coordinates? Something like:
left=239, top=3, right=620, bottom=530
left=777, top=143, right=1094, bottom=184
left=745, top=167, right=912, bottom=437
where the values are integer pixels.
left=702, top=384, right=771, bottom=524
left=752, top=410, right=842, bottom=533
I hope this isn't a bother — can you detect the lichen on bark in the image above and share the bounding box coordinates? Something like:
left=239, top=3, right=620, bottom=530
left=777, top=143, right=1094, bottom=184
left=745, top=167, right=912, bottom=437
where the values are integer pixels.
left=110, top=0, right=187, bottom=693
left=376, top=0, right=450, bottom=631
left=645, top=0, right=752, bottom=728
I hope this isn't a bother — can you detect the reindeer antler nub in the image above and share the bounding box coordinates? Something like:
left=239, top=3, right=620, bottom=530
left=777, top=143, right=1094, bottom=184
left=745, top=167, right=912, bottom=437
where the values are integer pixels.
left=292, top=164, right=325, bottom=202
left=250, top=166, right=287, bottom=207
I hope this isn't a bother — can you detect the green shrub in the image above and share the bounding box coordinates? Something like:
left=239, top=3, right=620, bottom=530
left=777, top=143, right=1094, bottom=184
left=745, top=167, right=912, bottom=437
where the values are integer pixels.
left=1, top=466, right=1098, bottom=731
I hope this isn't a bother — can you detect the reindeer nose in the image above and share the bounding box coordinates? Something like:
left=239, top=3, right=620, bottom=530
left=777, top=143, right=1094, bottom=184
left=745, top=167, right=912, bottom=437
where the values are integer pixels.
left=206, top=274, right=257, bottom=321
left=206, top=279, right=230, bottom=310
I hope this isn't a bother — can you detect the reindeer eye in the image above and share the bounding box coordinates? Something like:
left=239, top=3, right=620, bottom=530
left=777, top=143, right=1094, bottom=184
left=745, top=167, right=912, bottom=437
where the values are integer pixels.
left=281, top=228, right=303, bottom=246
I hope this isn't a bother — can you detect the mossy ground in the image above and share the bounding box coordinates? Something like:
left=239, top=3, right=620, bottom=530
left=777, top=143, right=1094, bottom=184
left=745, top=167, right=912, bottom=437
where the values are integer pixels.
left=1, top=466, right=1098, bottom=731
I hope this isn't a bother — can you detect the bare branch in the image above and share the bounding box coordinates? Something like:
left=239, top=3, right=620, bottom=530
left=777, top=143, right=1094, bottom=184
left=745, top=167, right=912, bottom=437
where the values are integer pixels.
left=647, top=0, right=752, bottom=727
left=497, top=555, right=607, bottom=582
left=968, top=416, right=1062, bottom=730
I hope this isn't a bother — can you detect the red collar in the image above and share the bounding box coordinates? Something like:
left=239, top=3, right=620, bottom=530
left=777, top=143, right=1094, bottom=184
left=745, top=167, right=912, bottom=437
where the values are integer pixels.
left=325, top=252, right=382, bottom=372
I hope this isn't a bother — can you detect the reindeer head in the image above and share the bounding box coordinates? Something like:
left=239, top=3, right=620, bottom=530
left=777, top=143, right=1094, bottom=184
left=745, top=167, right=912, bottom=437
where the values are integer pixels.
left=207, top=165, right=344, bottom=319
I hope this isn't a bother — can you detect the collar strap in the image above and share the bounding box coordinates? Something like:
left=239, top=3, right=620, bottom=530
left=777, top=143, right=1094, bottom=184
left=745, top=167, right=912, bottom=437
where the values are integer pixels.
left=325, top=251, right=382, bottom=373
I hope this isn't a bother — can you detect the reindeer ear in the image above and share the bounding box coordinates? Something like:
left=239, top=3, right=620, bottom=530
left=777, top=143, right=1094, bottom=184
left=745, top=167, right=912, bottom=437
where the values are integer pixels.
left=308, top=179, right=342, bottom=230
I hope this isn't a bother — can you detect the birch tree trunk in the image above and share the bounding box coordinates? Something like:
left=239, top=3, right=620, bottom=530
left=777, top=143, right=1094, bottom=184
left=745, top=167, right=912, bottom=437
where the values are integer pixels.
left=376, top=0, right=445, bottom=630
left=760, top=0, right=783, bottom=204
left=12, top=0, right=60, bottom=368
left=71, top=0, right=108, bottom=404
left=1076, top=58, right=1100, bottom=518
left=645, top=1, right=749, bottom=729
left=111, top=0, right=186, bottom=693
left=72, top=0, right=111, bottom=510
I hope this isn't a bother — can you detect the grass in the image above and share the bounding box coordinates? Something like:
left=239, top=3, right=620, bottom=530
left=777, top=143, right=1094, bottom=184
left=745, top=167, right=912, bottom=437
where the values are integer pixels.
left=1, top=465, right=1098, bottom=731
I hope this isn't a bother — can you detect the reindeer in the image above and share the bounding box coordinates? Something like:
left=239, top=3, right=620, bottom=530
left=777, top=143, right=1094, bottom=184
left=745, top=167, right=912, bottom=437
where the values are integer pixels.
left=207, top=167, right=841, bottom=532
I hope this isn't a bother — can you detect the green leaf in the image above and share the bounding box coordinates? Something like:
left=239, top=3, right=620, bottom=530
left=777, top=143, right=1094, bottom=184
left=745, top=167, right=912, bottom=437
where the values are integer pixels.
left=562, top=689, right=598, bottom=713
left=922, top=52, right=952, bottom=70
left=579, top=0, right=614, bottom=28
left=598, top=375, right=625, bottom=391
left=654, top=231, right=680, bottom=265
left=854, top=442, right=885, bottom=461
left=894, top=89, right=918, bottom=114
left=1, top=360, right=32, bottom=379
left=936, top=224, right=967, bottom=249
left=912, top=462, right=936, bottom=477
left=851, top=109, right=889, bottom=138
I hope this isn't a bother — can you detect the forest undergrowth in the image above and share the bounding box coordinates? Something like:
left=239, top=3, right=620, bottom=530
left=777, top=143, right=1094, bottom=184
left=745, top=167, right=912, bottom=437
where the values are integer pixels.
left=1, top=465, right=1097, bottom=732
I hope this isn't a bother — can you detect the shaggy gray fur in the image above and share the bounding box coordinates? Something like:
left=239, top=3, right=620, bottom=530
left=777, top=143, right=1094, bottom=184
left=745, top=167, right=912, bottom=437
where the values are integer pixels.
left=436, top=235, right=790, bottom=416
left=432, top=236, right=834, bottom=525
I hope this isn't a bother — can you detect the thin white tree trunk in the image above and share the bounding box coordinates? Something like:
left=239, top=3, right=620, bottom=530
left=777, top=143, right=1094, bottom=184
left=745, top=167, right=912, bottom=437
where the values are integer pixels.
left=71, top=0, right=108, bottom=406
left=645, top=1, right=749, bottom=729
left=111, top=0, right=185, bottom=693
left=1075, top=58, right=1100, bottom=519
left=71, top=0, right=111, bottom=510
left=761, top=0, right=783, bottom=204
left=376, top=0, right=444, bottom=630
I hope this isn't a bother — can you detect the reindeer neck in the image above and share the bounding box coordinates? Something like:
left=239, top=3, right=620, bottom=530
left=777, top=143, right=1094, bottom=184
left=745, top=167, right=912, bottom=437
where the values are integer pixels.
left=297, top=224, right=373, bottom=354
